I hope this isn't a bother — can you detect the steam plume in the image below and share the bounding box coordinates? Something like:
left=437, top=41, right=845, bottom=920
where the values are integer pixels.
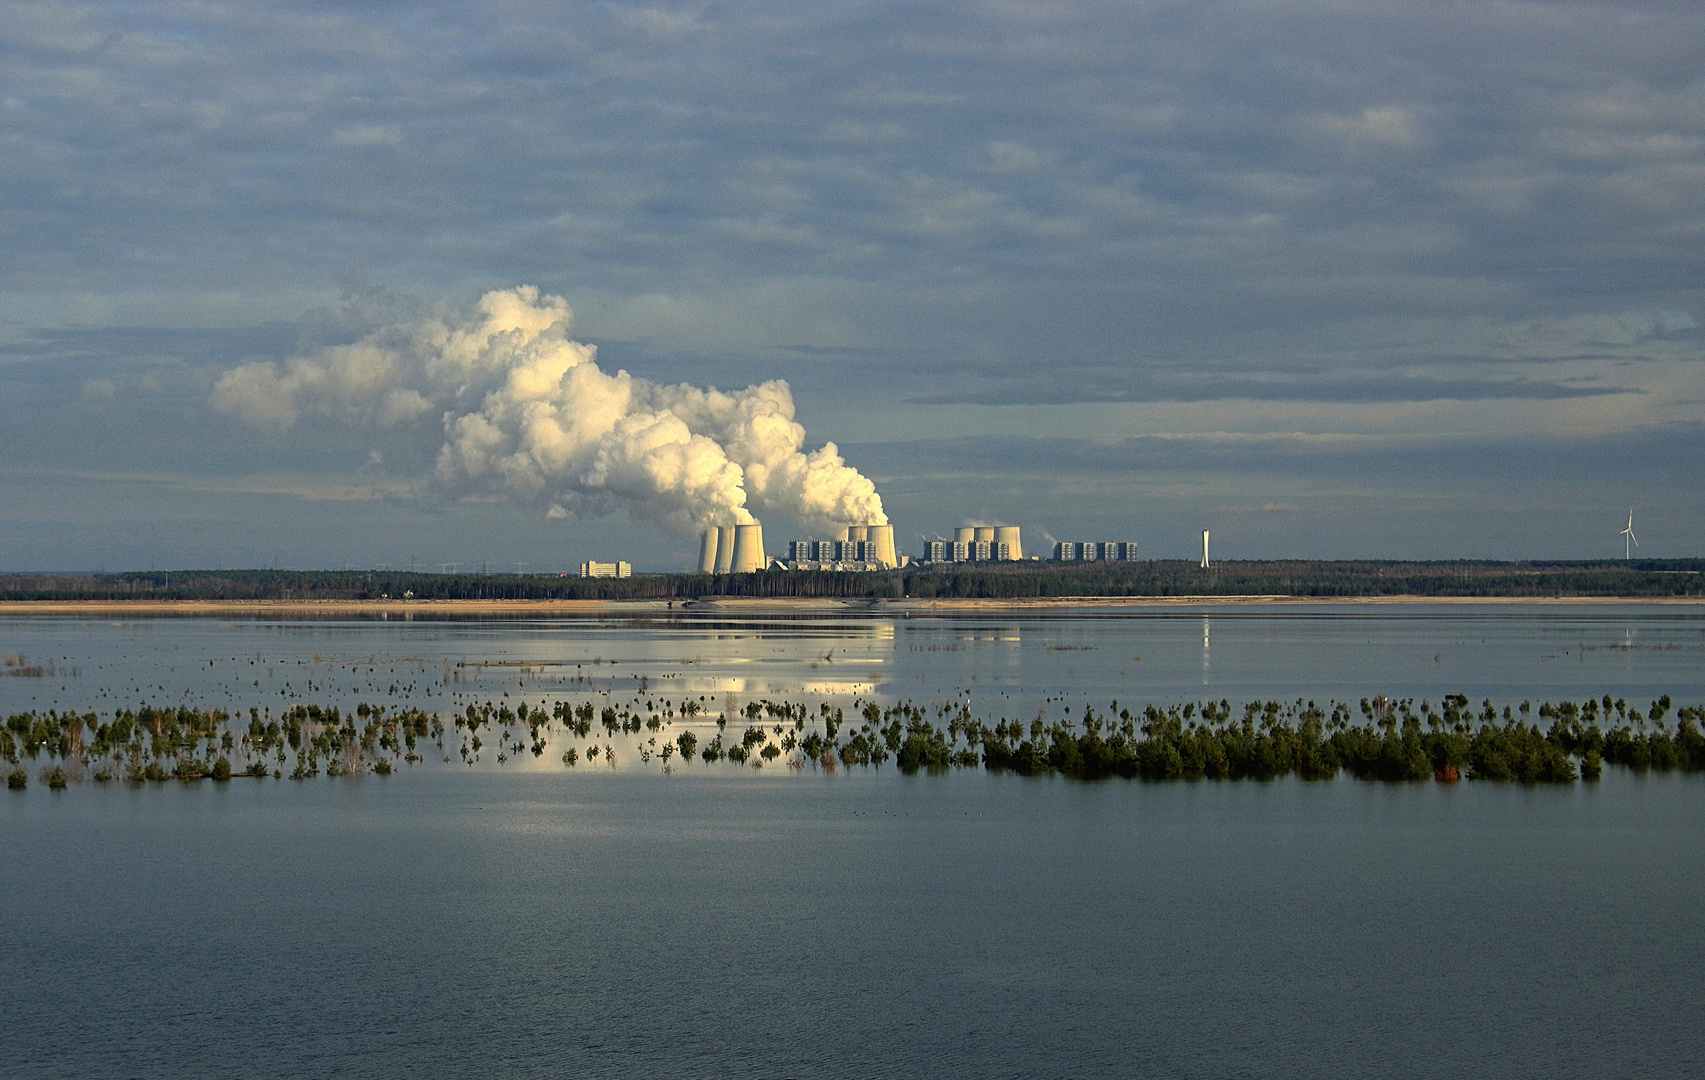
left=213, top=287, right=886, bottom=534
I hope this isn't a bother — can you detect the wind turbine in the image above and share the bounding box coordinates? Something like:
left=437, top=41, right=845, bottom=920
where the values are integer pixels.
left=1620, top=510, right=1638, bottom=560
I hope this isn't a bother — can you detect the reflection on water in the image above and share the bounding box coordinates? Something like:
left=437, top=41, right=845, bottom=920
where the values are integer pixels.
left=1202, top=615, right=1211, bottom=684
left=3, top=606, right=1703, bottom=769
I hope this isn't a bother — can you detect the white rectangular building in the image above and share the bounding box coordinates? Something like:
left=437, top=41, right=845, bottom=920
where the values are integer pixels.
left=580, top=561, right=632, bottom=578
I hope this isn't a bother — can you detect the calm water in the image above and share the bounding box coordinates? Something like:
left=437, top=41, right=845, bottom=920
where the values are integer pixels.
left=3, top=606, right=1703, bottom=749
left=4, top=607, right=1703, bottom=1077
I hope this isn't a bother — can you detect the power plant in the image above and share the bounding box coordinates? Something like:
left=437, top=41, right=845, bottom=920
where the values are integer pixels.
left=782, top=523, right=900, bottom=570
left=689, top=521, right=1210, bottom=573
left=696, top=520, right=909, bottom=572
left=1052, top=541, right=1139, bottom=562
left=920, top=525, right=1024, bottom=563
left=697, top=522, right=768, bottom=574
left=697, top=520, right=1030, bottom=573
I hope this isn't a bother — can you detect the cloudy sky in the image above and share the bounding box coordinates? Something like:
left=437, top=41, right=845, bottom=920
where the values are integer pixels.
left=2, top=0, right=1701, bottom=571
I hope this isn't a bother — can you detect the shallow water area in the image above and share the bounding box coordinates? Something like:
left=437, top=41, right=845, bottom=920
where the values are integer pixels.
left=3, top=605, right=1703, bottom=774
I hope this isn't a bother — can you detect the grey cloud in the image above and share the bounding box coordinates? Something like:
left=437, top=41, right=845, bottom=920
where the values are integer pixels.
left=908, top=373, right=1641, bottom=406
left=0, top=325, right=299, bottom=371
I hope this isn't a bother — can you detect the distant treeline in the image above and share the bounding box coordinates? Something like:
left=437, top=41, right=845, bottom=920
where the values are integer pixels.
left=7, top=692, right=1703, bottom=789
left=1, top=558, right=1702, bottom=601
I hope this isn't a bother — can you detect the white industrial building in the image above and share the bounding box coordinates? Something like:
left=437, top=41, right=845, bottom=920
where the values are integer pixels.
left=780, top=524, right=901, bottom=571
left=1052, top=541, right=1139, bottom=562
left=694, top=520, right=904, bottom=573
left=920, top=526, right=1024, bottom=564
left=580, top=560, right=632, bottom=578
left=696, top=523, right=768, bottom=574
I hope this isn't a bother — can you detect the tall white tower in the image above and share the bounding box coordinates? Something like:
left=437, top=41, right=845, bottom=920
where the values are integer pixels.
left=1201, top=530, right=1211, bottom=568
left=730, top=523, right=766, bottom=573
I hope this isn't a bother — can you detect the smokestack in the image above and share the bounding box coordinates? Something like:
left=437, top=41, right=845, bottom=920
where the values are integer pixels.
left=1201, top=530, right=1211, bottom=568
left=715, top=526, right=736, bottom=573
left=954, top=527, right=975, bottom=545
left=994, top=526, right=1022, bottom=560
left=730, top=522, right=765, bottom=573
left=846, top=525, right=869, bottom=542
left=698, top=529, right=720, bottom=573
left=973, top=526, right=995, bottom=544
left=868, top=524, right=897, bottom=568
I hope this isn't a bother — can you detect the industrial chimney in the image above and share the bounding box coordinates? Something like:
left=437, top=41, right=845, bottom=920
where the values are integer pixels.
left=730, top=523, right=766, bottom=573
left=867, top=524, right=898, bottom=568
left=715, top=526, right=736, bottom=573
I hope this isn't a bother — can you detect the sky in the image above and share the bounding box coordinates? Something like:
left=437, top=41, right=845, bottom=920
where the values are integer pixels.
left=1, top=0, right=1702, bottom=571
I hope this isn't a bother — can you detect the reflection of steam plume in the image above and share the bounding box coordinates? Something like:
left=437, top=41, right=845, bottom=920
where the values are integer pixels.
left=213, top=287, right=886, bottom=535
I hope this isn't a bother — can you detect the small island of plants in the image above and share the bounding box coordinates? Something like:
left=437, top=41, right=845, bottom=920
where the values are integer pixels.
left=5, top=689, right=1703, bottom=790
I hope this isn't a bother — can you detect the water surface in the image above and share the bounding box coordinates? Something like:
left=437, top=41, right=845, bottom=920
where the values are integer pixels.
left=3, top=769, right=1700, bottom=1078
left=3, top=607, right=1702, bottom=1077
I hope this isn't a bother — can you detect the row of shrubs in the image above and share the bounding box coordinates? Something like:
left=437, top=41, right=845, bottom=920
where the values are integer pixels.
left=7, top=693, right=1703, bottom=787
left=650, top=693, right=1704, bottom=784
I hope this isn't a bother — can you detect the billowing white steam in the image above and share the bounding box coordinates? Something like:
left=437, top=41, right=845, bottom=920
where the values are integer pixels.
left=213, top=287, right=886, bottom=535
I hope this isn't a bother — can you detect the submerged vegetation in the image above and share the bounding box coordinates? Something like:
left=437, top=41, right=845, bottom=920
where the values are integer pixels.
left=4, top=691, right=1703, bottom=789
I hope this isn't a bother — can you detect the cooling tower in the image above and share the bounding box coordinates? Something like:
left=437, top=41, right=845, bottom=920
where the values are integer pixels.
left=826, top=525, right=849, bottom=542
left=730, top=523, right=765, bottom=573
left=973, top=526, right=995, bottom=544
left=698, top=529, right=720, bottom=573
left=867, top=524, right=897, bottom=568
left=994, top=526, right=1022, bottom=560
left=715, top=526, right=736, bottom=573
left=846, top=525, right=869, bottom=542
left=954, top=527, right=975, bottom=545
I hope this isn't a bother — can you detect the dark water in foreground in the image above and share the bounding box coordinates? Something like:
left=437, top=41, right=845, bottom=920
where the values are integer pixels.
left=5, top=769, right=1702, bottom=1079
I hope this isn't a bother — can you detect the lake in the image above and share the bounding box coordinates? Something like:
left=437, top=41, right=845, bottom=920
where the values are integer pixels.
left=3, top=605, right=1703, bottom=1077
left=4, top=605, right=1704, bottom=755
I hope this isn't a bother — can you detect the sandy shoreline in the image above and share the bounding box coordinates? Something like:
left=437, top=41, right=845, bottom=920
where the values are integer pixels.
left=1, top=594, right=1701, bottom=616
